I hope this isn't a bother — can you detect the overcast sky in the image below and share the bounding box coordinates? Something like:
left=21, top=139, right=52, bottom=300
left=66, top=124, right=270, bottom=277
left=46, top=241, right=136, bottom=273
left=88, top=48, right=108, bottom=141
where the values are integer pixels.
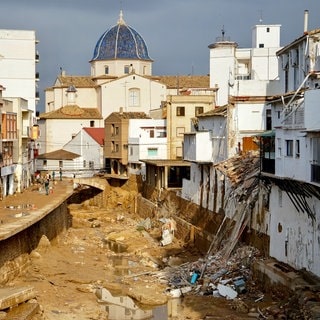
left=1, top=0, right=320, bottom=112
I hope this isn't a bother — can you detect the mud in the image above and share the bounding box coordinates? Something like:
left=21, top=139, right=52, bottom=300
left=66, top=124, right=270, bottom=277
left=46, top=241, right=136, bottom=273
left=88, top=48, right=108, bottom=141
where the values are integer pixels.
left=9, top=185, right=314, bottom=320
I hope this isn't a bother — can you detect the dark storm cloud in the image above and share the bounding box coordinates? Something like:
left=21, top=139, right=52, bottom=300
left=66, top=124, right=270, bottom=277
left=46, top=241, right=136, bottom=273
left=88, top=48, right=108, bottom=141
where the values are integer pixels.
left=1, top=0, right=320, bottom=111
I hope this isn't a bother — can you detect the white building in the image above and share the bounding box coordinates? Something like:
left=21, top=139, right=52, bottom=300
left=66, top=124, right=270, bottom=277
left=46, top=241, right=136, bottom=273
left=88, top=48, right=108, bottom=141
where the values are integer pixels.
left=128, top=118, right=167, bottom=175
left=182, top=106, right=227, bottom=203
left=36, top=127, right=104, bottom=178
left=42, top=11, right=214, bottom=168
left=0, top=29, right=39, bottom=115
left=181, top=21, right=281, bottom=206
left=0, top=29, right=39, bottom=194
left=260, top=11, right=320, bottom=277
left=208, top=23, right=281, bottom=156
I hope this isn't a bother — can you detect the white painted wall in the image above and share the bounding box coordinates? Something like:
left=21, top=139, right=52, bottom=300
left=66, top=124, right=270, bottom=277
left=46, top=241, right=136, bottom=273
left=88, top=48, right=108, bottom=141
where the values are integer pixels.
left=128, top=119, right=167, bottom=163
left=38, top=119, right=104, bottom=154
left=0, top=29, right=38, bottom=114
left=63, top=129, right=103, bottom=173
left=100, top=74, right=166, bottom=118
left=269, top=185, right=320, bottom=276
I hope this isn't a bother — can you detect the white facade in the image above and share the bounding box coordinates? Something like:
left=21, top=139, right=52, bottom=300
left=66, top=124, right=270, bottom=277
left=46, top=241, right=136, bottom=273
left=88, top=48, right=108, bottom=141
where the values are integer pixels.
left=128, top=118, right=167, bottom=174
left=209, top=24, right=281, bottom=107
left=0, top=29, right=39, bottom=114
left=37, top=118, right=104, bottom=154
left=100, top=74, right=166, bottom=119
left=182, top=108, right=227, bottom=202
left=63, top=128, right=104, bottom=176
left=266, top=15, right=320, bottom=276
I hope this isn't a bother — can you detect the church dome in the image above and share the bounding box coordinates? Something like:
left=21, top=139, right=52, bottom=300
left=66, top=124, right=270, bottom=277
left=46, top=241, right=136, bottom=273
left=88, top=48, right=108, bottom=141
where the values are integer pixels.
left=92, top=11, right=152, bottom=61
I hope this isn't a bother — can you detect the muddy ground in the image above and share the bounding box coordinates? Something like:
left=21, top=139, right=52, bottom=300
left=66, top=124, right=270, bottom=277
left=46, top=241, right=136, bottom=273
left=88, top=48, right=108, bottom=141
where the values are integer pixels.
left=10, top=187, right=314, bottom=320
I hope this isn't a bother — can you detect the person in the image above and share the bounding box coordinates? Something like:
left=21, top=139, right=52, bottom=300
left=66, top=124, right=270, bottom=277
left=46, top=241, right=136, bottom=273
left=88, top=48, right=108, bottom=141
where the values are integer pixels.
left=44, top=175, right=50, bottom=195
left=59, top=168, right=62, bottom=181
left=52, top=170, right=55, bottom=181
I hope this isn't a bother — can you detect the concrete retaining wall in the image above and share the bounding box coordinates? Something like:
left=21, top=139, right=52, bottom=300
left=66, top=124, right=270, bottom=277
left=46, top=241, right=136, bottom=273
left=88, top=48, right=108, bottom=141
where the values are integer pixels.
left=0, top=201, right=71, bottom=285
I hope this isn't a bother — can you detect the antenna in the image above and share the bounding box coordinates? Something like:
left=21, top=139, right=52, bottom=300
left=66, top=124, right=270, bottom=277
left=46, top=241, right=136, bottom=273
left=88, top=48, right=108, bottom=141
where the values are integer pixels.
left=221, top=25, right=225, bottom=41
left=259, top=10, right=263, bottom=24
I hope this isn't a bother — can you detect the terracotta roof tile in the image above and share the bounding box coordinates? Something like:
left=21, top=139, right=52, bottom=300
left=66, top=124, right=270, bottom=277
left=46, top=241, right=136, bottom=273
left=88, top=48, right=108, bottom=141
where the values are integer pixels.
left=55, top=76, right=97, bottom=88
left=110, top=112, right=151, bottom=120
left=37, top=149, right=80, bottom=160
left=39, top=105, right=102, bottom=119
left=156, top=75, right=210, bottom=89
left=83, top=127, right=105, bottom=145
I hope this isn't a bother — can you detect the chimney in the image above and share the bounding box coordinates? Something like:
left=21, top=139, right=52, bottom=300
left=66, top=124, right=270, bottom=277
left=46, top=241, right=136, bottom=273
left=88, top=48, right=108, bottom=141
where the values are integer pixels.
left=304, top=10, right=309, bottom=34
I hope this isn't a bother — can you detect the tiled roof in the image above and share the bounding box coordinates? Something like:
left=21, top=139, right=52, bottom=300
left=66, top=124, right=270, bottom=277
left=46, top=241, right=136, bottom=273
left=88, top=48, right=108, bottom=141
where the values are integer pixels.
left=109, top=111, right=151, bottom=120
left=55, top=76, right=97, bottom=88
left=197, top=105, right=228, bottom=117
left=156, top=75, right=210, bottom=89
left=83, top=127, right=105, bottom=145
left=37, top=149, right=80, bottom=160
left=39, top=105, right=103, bottom=119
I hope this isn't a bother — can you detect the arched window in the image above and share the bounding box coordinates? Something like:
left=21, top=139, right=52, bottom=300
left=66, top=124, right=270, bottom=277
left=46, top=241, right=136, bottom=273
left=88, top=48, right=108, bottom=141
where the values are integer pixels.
left=104, top=65, right=109, bottom=74
left=128, top=88, right=140, bottom=107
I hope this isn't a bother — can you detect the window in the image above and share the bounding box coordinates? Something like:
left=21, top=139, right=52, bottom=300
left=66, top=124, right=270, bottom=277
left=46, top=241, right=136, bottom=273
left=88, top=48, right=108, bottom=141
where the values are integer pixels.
left=112, top=125, right=119, bottom=136
left=59, top=160, right=63, bottom=168
left=150, top=130, right=154, bottom=138
left=83, top=160, right=87, bottom=168
left=176, top=127, right=185, bottom=136
left=89, top=161, right=94, bottom=169
left=104, top=65, right=109, bottom=74
left=157, top=131, right=167, bottom=138
left=176, top=106, right=185, bottom=116
left=266, top=109, right=272, bottom=130
left=259, top=43, right=264, bottom=48
left=123, top=144, right=128, bottom=150
left=130, top=147, right=133, bottom=156
left=124, top=65, right=130, bottom=74
left=295, top=140, right=300, bottom=158
left=195, top=106, right=204, bottom=116
left=147, top=148, right=158, bottom=157
left=90, top=120, right=95, bottom=127
left=286, top=140, right=293, bottom=157
left=43, top=160, right=47, bottom=167
left=266, top=27, right=270, bottom=32
left=129, top=88, right=140, bottom=107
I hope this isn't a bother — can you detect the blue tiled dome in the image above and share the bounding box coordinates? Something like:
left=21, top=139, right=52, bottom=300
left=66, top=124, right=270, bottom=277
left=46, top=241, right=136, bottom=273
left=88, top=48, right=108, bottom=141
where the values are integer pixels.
left=92, top=11, right=152, bottom=61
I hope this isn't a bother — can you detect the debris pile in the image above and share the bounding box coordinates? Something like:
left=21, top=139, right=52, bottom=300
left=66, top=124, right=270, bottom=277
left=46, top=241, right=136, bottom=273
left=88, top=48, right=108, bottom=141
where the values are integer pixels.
left=155, top=245, right=261, bottom=300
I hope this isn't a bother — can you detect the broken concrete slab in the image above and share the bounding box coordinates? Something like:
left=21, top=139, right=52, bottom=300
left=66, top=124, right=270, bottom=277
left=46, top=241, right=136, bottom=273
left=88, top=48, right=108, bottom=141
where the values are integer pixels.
left=4, top=302, right=39, bottom=319
left=0, top=286, right=35, bottom=310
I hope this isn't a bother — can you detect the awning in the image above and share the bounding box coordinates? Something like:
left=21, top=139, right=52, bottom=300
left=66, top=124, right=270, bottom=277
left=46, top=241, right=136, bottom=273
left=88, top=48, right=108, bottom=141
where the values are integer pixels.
left=256, top=130, right=275, bottom=137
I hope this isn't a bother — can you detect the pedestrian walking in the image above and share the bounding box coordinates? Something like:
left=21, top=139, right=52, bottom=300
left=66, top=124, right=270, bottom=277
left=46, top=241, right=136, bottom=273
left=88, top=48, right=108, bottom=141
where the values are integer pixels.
left=44, top=173, right=50, bottom=195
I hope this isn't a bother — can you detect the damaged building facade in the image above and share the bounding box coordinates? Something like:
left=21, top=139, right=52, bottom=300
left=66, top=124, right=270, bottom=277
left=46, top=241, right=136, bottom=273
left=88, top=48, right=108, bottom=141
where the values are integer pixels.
left=180, top=11, right=320, bottom=277
left=260, top=12, right=320, bottom=276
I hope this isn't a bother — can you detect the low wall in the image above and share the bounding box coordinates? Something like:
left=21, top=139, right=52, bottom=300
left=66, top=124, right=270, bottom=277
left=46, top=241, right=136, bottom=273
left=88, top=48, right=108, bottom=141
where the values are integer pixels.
left=0, top=201, right=71, bottom=285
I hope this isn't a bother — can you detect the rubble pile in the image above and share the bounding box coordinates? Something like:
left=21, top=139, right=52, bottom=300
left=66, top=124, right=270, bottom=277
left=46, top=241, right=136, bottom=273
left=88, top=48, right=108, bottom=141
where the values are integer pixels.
left=156, top=245, right=261, bottom=300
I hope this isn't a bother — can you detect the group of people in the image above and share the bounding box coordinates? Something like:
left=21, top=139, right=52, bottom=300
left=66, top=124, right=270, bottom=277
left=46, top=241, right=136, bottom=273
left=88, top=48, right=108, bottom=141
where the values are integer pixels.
left=35, top=168, right=63, bottom=195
